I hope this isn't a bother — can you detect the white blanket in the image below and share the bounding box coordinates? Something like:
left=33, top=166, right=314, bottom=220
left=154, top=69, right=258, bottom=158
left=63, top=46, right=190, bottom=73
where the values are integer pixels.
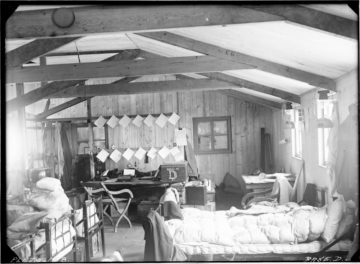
left=166, top=203, right=328, bottom=247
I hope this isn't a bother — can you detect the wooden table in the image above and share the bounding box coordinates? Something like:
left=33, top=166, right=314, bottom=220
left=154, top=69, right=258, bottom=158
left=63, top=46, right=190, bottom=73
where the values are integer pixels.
left=243, top=173, right=295, bottom=192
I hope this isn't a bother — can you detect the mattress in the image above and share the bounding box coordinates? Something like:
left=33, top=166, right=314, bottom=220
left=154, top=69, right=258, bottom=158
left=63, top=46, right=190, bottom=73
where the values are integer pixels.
left=177, top=241, right=323, bottom=255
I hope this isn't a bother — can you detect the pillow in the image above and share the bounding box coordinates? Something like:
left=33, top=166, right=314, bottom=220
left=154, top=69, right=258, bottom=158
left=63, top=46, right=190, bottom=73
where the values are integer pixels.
left=308, top=206, right=328, bottom=240
left=321, top=196, right=346, bottom=243
left=36, top=177, right=62, bottom=192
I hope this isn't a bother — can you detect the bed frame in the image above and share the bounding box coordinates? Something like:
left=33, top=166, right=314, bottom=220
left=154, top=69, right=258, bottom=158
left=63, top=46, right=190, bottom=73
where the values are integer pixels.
left=10, top=212, right=78, bottom=262
left=75, top=196, right=106, bottom=261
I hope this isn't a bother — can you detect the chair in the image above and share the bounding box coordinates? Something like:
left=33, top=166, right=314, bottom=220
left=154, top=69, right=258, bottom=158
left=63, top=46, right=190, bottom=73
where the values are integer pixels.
left=100, top=182, right=133, bottom=232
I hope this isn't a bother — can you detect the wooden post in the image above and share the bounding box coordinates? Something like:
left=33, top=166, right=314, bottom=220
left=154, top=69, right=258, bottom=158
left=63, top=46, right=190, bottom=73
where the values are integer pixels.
left=260, top=128, right=265, bottom=172
left=87, top=98, right=95, bottom=179
left=16, top=83, right=27, bottom=172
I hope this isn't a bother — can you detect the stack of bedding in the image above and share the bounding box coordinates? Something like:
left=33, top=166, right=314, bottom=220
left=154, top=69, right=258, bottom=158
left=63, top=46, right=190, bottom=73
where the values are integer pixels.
left=165, top=197, right=356, bottom=255
left=7, top=177, right=76, bottom=261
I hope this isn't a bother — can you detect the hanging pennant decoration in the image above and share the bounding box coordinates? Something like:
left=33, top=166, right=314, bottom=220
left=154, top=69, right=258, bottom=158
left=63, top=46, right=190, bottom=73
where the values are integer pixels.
left=144, top=114, right=155, bottom=127
left=94, top=115, right=107, bottom=128
left=109, top=149, right=122, bottom=163
left=168, top=112, right=180, bottom=126
left=158, top=146, right=170, bottom=159
left=134, top=147, right=146, bottom=160
left=132, top=115, right=144, bottom=127
left=119, top=115, right=132, bottom=127
left=147, top=147, right=158, bottom=159
left=107, top=115, right=119, bottom=128
left=155, top=113, right=168, bottom=128
left=123, top=148, right=135, bottom=161
left=96, top=149, right=109, bottom=163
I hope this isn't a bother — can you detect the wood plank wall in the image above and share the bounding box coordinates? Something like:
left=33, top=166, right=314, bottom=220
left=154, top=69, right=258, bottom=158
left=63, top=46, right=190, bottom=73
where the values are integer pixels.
left=8, top=80, right=276, bottom=185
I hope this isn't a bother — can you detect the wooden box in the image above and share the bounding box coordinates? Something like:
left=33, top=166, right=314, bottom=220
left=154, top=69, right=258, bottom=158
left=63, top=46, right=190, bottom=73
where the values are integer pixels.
left=159, top=163, right=188, bottom=183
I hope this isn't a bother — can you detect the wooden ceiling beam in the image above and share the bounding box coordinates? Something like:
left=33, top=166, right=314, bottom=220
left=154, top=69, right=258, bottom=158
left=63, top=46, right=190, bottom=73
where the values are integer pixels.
left=6, top=37, right=80, bottom=68
left=35, top=76, right=140, bottom=119
left=248, top=5, right=357, bottom=40
left=218, top=89, right=282, bottom=109
left=45, top=49, right=142, bottom=59
left=7, top=56, right=253, bottom=83
left=6, top=5, right=284, bottom=39
left=6, top=53, right=140, bottom=113
left=201, top=72, right=300, bottom=103
left=137, top=32, right=336, bottom=91
left=34, top=97, right=89, bottom=120
left=46, top=79, right=239, bottom=98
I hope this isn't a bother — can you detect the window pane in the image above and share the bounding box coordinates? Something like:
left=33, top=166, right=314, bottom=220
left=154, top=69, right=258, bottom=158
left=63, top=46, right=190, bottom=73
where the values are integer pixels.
left=198, top=136, right=212, bottom=151
left=77, top=127, right=88, bottom=141
left=214, top=135, right=228, bottom=149
left=213, top=121, right=227, bottom=134
left=93, top=127, right=105, bottom=139
left=198, top=122, right=211, bottom=136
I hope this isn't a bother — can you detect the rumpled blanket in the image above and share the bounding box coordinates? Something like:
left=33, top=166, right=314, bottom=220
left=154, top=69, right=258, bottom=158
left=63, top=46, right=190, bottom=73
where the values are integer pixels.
left=166, top=202, right=328, bottom=246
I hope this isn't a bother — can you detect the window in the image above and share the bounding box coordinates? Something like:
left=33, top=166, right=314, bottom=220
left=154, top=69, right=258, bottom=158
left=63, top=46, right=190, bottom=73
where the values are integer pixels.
left=289, top=109, right=303, bottom=158
left=77, top=125, right=108, bottom=154
left=193, top=116, right=232, bottom=154
left=317, top=100, right=333, bottom=167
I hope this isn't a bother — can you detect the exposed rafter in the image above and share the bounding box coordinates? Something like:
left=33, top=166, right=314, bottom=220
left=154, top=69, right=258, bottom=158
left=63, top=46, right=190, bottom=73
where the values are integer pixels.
left=6, top=53, right=140, bottom=113
left=46, top=79, right=239, bottom=98
left=248, top=5, right=357, bottom=39
left=7, top=56, right=253, bottom=83
left=219, top=89, right=282, bottom=109
left=34, top=97, right=89, bottom=120
left=137, top=32, right=336, bottom=91
left=6, top=5, right=284, bottom=39
left=6, top=37, right=80, bottom=68
left=201, top=72, right=300, bottom=103
left=36, top=76, right=140, bottom=119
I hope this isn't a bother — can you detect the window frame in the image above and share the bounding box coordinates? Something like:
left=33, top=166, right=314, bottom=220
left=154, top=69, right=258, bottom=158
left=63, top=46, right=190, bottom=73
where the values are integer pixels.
left=76, top=123, right=109, bottom=154
left=193, top=116, right=232, bottom=155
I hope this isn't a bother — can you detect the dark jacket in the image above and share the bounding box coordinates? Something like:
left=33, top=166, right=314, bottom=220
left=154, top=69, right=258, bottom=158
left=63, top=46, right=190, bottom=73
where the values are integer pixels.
left=143, top=210, right=173, bottom=261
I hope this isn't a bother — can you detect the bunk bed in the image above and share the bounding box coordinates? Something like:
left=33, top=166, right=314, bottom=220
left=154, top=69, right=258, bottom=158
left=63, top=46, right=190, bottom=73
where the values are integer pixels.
left=144, top=188, right=358, bottom=261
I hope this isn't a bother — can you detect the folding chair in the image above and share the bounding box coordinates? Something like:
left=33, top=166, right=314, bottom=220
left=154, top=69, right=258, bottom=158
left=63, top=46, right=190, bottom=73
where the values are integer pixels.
left=100, top=182, right=133, bottom=232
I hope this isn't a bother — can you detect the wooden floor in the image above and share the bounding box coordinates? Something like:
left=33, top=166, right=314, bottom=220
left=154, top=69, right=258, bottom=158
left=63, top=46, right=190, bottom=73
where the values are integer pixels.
left=93, top=221, right=145, bottom=262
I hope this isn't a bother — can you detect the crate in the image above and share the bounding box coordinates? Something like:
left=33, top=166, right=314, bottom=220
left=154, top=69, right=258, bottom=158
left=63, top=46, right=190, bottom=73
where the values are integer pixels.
left=185, top=186, right=207, bottom=205
left=159, top=163, right=188, bottom=183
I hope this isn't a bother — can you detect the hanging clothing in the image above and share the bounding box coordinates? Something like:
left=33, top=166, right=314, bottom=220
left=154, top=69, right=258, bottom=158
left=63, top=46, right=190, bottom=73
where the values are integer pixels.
left=59, top=124, right=74, bottom=191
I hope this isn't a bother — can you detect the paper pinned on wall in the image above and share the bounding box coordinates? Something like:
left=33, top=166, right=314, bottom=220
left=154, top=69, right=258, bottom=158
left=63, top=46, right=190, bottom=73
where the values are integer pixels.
left=134, top=147, right=147, bottom=160
left=107, top=115, right=119, bottom=128
left=96, top=149, right=109, bottom=163
left=119, top=115, right=132, bottom=127
left=158, top=146, right=170, bottom=159
left=168, top=112, right=180, bottom=125
left=174, top=152, right=184, bottom=162
left=170, top=146, right=181, bottom=157
left=155, top=113, right=168, bottom=128
left=144, top=115, right=155, bottom=127
left=109, top=149, right=122, bottom=163
left=147, top=147, right=158, bottom=159
left=94, top=115, right=107, bottom=128
left=123, top=148, right=135, bottom=161
left=132, top=115, right=144, bottom=127
left=175, top=128, right=187, bottom=146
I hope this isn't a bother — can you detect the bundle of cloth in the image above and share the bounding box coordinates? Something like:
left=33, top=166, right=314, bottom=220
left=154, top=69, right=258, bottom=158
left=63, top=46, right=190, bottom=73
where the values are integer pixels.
left=7, top=177, right=75, bottom=261
left=165, top=195, right=356, bottom=248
